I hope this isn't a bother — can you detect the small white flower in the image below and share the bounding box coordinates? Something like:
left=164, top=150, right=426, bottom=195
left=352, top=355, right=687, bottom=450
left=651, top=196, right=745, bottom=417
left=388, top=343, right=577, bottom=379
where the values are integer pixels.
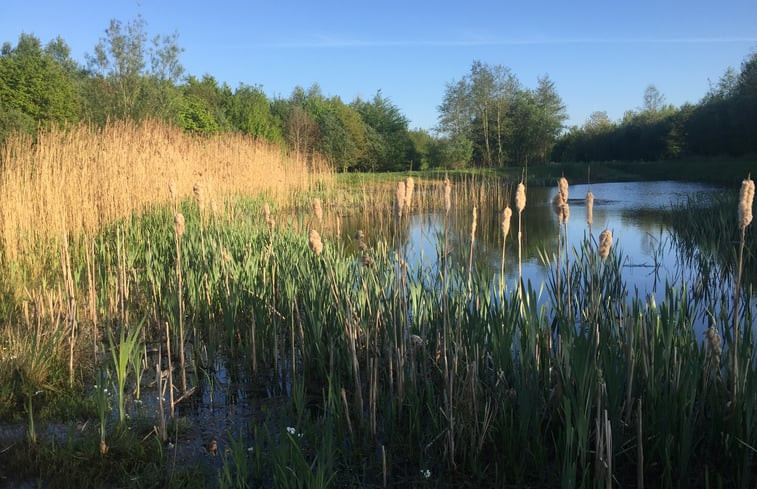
left=286, top=426, right=296, bottom=435
left=421, top=469, right=431, bottom=479
left=247, top=447, right=254, bottom=452
left=298, top=432, right=303, bottom=438
left=167, top=442, right=174, bottom=449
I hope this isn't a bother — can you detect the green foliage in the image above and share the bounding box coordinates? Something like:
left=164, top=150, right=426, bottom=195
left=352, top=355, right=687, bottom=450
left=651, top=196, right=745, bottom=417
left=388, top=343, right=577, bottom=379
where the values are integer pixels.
left=226, top=83, right=283, bottom=142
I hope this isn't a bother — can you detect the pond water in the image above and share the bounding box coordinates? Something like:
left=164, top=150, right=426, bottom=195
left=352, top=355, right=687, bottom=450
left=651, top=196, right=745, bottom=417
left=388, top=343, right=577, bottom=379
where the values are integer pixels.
left=341, top=180, right=754, bottom=334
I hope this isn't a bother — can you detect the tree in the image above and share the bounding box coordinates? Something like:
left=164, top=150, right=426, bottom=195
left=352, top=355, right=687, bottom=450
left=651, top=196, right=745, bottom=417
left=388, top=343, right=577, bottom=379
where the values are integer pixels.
left=0, top=33, right=79, bottom=139
left=642, top=84, right=665, bottom=114
left=227, top=84, right=282, bottom=142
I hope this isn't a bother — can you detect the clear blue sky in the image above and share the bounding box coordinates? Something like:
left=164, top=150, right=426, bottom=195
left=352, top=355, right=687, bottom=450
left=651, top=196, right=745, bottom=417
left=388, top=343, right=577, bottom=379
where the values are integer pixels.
left=3, top=0, right=756, bottom=131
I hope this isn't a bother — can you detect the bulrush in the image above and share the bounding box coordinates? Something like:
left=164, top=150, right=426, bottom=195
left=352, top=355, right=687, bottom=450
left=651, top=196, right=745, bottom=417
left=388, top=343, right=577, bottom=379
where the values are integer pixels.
left=404, top=177, right=415, bottom=211
left=704, top=325, right=722, bottom=367
left=501, top=207, right=512, bottom=238
left=587, top=191, right=595, bottom=227
left=558, top=177, right=569, bottom=202
left=515, top=183, right=526, bottom=214
left=470, top=206, right=478, bottom=242
left=193, top=182, right=205, bottom=211
left=444, top=174, right=452, bottom=214
left=312, top=198, right=323, bottom=222
left=598, top=229, right=613, bottom=260
left=308, top=229, right=323, bottom=255
left=168, top=179, right=177, bottom=203
left=354, top=230, right=368, bottom=251
left=395, top=181, right=406, bottom=221
left=560, top=202, right=570, bottom=225
left=174, top=213, right=185, bottom=238
left=739, top=178, right=755, bottom=230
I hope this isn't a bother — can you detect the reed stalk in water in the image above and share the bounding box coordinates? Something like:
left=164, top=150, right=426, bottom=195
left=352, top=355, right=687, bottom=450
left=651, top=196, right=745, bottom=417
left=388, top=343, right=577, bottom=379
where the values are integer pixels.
left=733, top=177, right=754, bottom=400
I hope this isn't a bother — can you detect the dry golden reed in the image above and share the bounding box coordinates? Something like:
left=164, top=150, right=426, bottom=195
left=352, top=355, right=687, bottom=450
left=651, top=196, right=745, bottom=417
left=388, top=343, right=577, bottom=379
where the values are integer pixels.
left=404, top=176, right=415, bottom=211
left=193, top=181, right=205, bottom=211
left=739, top=178, right=755, bottom=229
left=470, top=205, right=478, bottom=241
left=587, top=191, right=595, bottom=227
left=168, top=178, right=178, bottom=203
left=0, top=119, right=328, bottom=262
left=308, top=229, right=324, bottom=255
left=598, top=229, right=613, bottom=260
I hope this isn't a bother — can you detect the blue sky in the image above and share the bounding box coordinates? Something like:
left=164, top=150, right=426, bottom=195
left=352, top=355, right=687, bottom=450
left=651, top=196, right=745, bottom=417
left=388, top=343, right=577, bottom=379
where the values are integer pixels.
left=3, top=0, right=756, bottom=131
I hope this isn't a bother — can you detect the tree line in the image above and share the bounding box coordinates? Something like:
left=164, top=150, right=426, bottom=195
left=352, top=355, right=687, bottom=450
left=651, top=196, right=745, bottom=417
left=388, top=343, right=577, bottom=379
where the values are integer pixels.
left=553, top=53, right=757, bottom=162
left=1, top=15, right=755, bottom=170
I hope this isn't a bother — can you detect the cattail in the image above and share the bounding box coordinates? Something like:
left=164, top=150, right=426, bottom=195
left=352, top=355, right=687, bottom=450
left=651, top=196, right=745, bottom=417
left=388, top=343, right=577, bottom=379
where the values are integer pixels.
left=704, top=325, right=722, bottom=362
left=739, top=178, right=755, bottom=230
left=354, top=230, right=365, bottom=241
left=598, top=229, right=613, bottom=260
left=263, top=203, right=275, bottom=230
left=395, top=181, right=406, bottom=221
left=470, top=205, right=478, bottom=241
left=444, top=174, right=452, bottom=214
left=193, top=182, right=205, bottom=211
left=220, top=246, right=231, bottom=262
left=558, top=177, right=569, bottom=202
left=168, top=178, right=177, bottom=202
left=312, top=198, right=323, bottom=222
left=308, top=229, right=323, bottom=255
left=587, top=191, right=594, bottom=227
left=404, top=177, right=415, bottom=211
left=515, top=183, right=526, bottom=213
left=361, top=254, right=374, bottom=267
left=501, top=207, right=512, bottom=238
left=173, top=213, right=185, bottom=238
left=560, top=203, right=570, bottom=224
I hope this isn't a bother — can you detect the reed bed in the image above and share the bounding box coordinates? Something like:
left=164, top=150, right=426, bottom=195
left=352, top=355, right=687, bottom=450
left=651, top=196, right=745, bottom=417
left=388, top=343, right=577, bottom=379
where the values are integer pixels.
left=0, top=160, right=755, bottom=488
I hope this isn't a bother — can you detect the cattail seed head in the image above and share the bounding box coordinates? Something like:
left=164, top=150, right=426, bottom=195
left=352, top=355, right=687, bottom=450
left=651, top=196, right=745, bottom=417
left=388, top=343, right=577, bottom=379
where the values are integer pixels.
left=551, top=192, right=565, bottom=217
left=470, top=206, right=477, bottom=241
left=395, top=181, right=406, bottom=221
left=515, top=183, right=526, bottom=213
left=193, top=182, right=205, bottom=211
left=444, top=174, right=452, bottom=214
left=739, top=178, right=755, bottom=229
left=501, top=207, right=512, bottom=238
left=559, top=203, right=570, bottom=224
left=404, top=177, right=415, bottom=211
left=598, top=229, right=613, bottom=260
left=312, top=198, right=323, bottom=222
left=587, top=191, right=594, bottom=226
left=704, top=325, right=722, bottom=359
left=168, top=178, right=177, bottom=202
left=308, top=229, right=323, bottom=255
left=174, top=213, right=185, bottom=238
left=558, top=177, right=569, bottom=202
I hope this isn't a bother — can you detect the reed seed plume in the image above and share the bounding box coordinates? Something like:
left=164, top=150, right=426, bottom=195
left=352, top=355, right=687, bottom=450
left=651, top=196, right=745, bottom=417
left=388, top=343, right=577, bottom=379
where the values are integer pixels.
left=312, top=198, right=323, bottom=222
left=587, top=191, right=595, bottom=227
left=404, top=176, right=415, bottom=211
left=308, top=229, right=323, bottom=255
left=395, top=181, right=406, bottom=221
left=173, top=213, right=185, bottom=238
left=515, top=183, right=526, bottom=213
left=444, top=174, right=452, bottom=215
left=598, top=229, right=613, bottom=260
left=560, top=202, right=570, bottom=224
left=501, top=207, right=512, bottom=238
left=738, top=178, right=754, bottom=229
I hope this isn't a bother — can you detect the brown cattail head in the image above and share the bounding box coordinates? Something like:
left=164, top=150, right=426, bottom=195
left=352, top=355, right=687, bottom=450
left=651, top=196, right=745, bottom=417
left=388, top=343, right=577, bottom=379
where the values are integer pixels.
left=361, top=254, right=374, bottom=267
left=395, top=181, right=406, bottom=221
left=558, top=177, right=569, bottom=202
left=704, top=325, right=722, bottom=361
left=405, top=176, right=415, bottom=211
left=168, top=178, right=177, bottom=202
left=587, top=191, right=595, bottom=226
left=559, top=203, right=570, bottom=224
left=515, top=183, right=526, bottom=213
left=308, top=229, right=323, bottom=255
left=551, top=192, right=565, bottom=217
left=501, top=207, right=512, bottom=238
left=312, top=198, right=323, bottom=222
left=193, top=182, right=205, bottom=211
left=739, top=178, right=755, bottom=229
left=354, top=230, right=365, bottom=241
left=174, top=213, right=185, bottom=238
left=470, top=206, right=478, bottom=241
left=444, top=174, right=452, bottom=214
left=598, top=229, right=613, bottom=260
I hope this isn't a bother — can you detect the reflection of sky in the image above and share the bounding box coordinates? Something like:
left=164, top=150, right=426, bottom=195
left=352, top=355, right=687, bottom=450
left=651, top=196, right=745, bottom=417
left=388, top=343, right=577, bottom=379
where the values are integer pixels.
left=343, top=181, right=755, bottom=335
